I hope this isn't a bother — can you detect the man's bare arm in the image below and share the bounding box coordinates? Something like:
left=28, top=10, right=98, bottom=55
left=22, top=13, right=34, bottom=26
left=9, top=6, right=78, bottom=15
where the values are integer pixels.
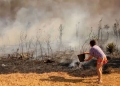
left=84, top=55, right=93, bottom=61
left=84, top=52, right=90, bottom=54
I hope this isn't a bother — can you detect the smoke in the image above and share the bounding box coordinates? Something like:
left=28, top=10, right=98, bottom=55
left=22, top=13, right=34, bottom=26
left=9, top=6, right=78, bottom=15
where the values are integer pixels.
left=0, top=0, right=120, bottom=54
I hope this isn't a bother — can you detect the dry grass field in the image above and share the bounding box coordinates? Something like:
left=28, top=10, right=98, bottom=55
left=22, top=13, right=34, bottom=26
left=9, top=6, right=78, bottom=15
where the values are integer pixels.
left=0, top=72, right=120, bottom=86
left=0, top=58, right=120, bottom=86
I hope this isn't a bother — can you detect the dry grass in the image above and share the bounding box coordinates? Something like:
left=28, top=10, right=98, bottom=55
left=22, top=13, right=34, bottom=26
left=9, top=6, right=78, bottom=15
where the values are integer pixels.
left=0, top=58, right=120, bottom=86
left=0, top=72, right=119, bottom=86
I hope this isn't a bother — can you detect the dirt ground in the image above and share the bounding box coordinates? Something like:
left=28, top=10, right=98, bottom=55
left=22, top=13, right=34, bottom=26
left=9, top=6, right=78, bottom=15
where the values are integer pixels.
left=0, top=58, right=120, bottom=86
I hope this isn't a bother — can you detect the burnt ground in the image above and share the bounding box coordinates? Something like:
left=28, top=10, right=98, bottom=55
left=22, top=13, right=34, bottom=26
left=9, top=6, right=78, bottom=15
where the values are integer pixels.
left=0, top=57, right=120, bottom=78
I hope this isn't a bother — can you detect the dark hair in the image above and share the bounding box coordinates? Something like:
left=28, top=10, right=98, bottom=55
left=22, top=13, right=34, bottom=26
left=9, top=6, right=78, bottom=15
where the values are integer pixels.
left=90, top=39, right=96, bottom=47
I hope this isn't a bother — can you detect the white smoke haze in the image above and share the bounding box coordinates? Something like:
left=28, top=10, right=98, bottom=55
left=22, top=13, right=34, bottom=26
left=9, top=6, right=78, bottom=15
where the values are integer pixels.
left=0, top=0, right=120, bottom=55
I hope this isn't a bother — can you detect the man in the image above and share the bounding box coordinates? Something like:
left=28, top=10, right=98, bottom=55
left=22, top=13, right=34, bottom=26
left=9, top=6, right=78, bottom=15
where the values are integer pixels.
left=84, top=39, right=108, bottom=84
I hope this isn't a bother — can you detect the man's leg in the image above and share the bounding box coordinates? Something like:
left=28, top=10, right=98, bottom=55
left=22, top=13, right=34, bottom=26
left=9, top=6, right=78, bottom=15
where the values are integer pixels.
left=97, top=63, right=103, bottom=83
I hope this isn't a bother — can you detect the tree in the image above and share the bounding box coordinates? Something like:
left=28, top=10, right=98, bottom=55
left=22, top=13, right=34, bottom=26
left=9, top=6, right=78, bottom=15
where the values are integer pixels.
left=59, top=24, right=63, bottom=51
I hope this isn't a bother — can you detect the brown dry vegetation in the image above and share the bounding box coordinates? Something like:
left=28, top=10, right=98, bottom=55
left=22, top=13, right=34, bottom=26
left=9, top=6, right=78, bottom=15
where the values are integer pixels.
left=0, top=72, right=120, bottom=86
left=0, top=58, right=120, bottom=86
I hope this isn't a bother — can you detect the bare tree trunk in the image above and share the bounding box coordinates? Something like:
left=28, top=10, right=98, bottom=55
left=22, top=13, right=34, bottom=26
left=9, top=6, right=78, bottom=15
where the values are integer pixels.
left=45, top=35, right=53, bottom=58
left=59, top=24, right=63, bottom=51
left=98, top=20, right=102, bottom=44
left=38, top=41, right=43, bottom=59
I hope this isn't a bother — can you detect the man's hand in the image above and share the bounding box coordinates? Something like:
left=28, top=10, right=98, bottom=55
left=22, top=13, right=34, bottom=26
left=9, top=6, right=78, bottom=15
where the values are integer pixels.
left=84, top=59, right=87, bottom=62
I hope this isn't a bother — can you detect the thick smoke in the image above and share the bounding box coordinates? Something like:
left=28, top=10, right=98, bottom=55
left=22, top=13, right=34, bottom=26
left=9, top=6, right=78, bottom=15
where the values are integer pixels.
left=0, top=0, right=120, bottom=54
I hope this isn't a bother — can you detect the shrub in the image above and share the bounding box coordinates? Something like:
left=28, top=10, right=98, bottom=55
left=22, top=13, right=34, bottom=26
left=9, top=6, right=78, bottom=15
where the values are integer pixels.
left=106, top=43, right=116, bottom=54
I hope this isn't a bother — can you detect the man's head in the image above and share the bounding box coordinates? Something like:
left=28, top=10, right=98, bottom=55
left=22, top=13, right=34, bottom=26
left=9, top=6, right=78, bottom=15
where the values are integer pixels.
left=90, top=39, right=96, bottom=47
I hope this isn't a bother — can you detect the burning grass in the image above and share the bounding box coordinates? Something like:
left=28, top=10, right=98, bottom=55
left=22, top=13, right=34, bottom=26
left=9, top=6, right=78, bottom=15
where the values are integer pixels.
left=0, top=57, right=120, bottom=86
